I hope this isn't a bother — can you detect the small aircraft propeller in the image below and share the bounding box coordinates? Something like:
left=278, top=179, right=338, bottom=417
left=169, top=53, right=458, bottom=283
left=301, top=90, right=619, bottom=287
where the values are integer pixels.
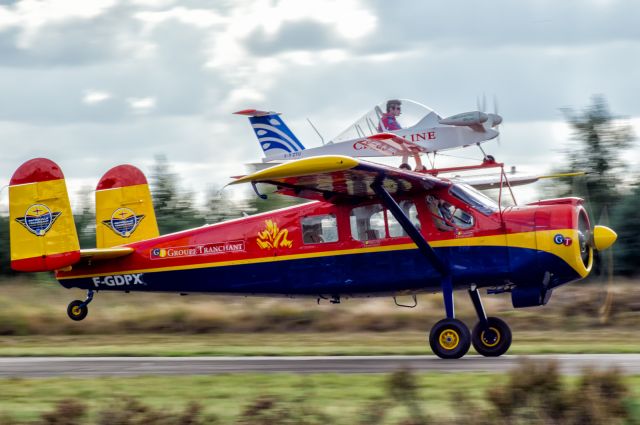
left=573, top=175, right=617, bottom=324
left=595, top=206, right=615, bottom=324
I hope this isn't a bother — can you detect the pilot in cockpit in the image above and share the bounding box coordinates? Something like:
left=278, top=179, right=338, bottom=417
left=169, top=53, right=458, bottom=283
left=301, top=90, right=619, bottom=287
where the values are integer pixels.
left=378, top=99, right=402, bottom=132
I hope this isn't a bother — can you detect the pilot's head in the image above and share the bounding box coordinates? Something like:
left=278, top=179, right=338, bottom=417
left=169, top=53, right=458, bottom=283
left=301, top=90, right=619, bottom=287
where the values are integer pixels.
left=386, top=99, right=402, bottom=116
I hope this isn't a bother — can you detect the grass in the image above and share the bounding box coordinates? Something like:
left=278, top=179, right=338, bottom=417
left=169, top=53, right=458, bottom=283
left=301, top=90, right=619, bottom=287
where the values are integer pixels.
left=0, top=330, right=639, bottom=357
left=0, top=372, right=638, bottom=423
left=0, top=276, right=638, bottom=356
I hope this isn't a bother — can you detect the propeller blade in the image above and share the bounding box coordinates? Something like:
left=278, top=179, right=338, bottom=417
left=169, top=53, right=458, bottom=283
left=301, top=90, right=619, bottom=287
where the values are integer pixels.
left=595, top=205, right=614, bottom=324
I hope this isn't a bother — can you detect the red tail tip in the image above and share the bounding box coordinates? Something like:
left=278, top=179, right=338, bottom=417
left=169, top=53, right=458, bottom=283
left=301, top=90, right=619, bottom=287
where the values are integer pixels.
left=97, top=164, right=148, bottom=190
left=10, top=158, right=65, bottom=186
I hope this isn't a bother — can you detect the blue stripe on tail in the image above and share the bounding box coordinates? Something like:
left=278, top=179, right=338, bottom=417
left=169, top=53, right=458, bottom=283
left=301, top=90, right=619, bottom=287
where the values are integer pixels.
left=249, top=114, right=305, bottom=157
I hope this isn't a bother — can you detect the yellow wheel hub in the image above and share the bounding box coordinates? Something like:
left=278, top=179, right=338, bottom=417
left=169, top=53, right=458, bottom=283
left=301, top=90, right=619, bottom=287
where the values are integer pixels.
left=71, top=306, right=82, bottom=316
left=480, top=327, right=501, bottom=348
left=439, top=329, right=460, bottom=350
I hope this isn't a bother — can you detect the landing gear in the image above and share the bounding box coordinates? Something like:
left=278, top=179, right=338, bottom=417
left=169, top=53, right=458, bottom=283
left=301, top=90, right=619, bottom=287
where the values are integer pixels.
left=471, top=317, right=512, bottom=357
left=369, top=179, right=510, bottom=359
left=468, top=286, right=511, bottom=357
left=429, top=318, right=471, bottom=359
left=67, top=290, right=94, bottom=321
left=428, top=286, right=512, bottom=359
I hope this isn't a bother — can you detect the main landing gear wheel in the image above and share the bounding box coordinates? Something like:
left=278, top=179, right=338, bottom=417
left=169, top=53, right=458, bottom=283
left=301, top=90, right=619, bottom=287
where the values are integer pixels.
left=471, top=317, right=512, bottom=357
left=429, top=318, right=471, bottom=359
left=67, top=300, right=88, bottom=321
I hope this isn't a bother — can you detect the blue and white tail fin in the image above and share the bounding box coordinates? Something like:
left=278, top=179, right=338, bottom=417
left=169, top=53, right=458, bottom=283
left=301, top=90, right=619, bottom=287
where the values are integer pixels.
left=234, top=109, right=305, bottom=159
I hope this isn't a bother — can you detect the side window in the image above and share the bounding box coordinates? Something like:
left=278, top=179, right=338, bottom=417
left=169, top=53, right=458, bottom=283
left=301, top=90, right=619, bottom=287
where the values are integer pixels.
left=452, top=208, right=474, bottom=229
left=388, top=201, right=419, bottom=237
left=350, top=204, right=385, bottom=241
left=425, top=195, right=474, bottom=231
left=301, top=214, right=338, bottom=244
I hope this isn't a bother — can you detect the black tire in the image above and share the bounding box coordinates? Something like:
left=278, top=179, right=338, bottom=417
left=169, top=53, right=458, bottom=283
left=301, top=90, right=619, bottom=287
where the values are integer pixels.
left=67, top=300, right=88, bottom=321
left=429, top=318, right=471, bottom=359
left=472, top=317, right=512, bottom=357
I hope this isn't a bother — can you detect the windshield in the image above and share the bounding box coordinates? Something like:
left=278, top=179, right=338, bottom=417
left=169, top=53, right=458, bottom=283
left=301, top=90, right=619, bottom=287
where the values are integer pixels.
left=331, top=99, right=440, bottom=143
left=450, top=183, right=499, bottom=215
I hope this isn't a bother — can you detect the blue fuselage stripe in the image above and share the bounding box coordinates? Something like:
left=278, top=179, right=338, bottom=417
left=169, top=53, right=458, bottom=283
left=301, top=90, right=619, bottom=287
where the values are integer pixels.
left=59, top=246, right=581, bottom=295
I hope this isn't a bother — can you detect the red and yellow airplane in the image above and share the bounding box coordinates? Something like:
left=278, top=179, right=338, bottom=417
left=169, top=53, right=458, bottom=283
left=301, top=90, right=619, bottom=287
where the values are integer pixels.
left=8, top=156, right=617, bottom=359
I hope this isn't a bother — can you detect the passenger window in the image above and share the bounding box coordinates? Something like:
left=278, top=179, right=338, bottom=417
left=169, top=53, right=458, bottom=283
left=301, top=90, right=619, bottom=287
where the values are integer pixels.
left=301, top=214, right=338, bottom=244
left=425, top=195, right=474, bottom=231
left=388, top=201, right=419, bottom=237
left=350, top=204, right=385, bottom=241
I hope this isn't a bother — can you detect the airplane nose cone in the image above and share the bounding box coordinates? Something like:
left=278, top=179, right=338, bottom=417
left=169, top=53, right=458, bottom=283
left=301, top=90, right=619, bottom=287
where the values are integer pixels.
left=592, top=225, right=617, bottom=251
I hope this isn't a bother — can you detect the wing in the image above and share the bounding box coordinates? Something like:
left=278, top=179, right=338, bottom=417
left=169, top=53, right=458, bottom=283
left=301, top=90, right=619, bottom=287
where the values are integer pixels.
left=229, top=155, right=449, bottom=202
left=356, top=133, right=426, bottom=156
left=458, top=171, right=586, bottom=190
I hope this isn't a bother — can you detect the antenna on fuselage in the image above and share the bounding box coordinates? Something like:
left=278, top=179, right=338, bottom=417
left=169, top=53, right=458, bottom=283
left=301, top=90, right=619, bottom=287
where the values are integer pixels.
left=306, top=118, right=325, bottom=145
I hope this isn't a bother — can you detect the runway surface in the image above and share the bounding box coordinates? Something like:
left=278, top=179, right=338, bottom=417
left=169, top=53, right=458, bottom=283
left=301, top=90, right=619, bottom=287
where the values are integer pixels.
left=0, top=354, right=638, bottom=377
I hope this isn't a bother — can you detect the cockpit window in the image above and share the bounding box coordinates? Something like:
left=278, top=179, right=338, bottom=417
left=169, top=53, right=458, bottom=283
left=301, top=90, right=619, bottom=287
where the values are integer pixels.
left=331, top=99, right=442, bottom=143
left=426, top=195, right=475, bottom=231
left=450, top=184, right=498, bottom=216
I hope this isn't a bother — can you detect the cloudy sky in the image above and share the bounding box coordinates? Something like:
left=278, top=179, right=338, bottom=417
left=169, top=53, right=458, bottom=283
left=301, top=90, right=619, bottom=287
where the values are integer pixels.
left=0, top=0, right=638, bottom=208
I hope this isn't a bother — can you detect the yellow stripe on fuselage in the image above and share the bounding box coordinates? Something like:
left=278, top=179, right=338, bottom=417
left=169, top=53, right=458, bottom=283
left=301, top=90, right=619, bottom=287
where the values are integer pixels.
left=58, top=228, right=589, bottom=280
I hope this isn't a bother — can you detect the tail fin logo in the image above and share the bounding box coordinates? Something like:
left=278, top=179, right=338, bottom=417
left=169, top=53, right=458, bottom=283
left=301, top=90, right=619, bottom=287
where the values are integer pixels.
left=250, top=115, right=305, bottom=156
left=16, top=204, right=61, bottom=236
left=102, top=207, right=145, bottom=238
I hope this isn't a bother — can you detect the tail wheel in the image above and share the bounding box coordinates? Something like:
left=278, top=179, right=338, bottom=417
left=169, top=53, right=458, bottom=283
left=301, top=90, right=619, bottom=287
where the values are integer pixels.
left=67, top=300, right=88, bottom=321
left=472, top=317, right=512, bottom=357
left=429, top=318, right=471, bottom=359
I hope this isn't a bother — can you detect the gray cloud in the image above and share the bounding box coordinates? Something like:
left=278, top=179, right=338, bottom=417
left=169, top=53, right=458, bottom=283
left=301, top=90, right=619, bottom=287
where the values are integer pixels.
left=245, top=20, right=343, bottom=55
left=0, top=0, right=637, bottom=202
left=362, top=0, right=640, bottom=52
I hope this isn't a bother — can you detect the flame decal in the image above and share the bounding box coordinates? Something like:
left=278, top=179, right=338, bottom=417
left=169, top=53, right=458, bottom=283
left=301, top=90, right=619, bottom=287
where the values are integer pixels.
left=257, top=220, right=293, bottom=249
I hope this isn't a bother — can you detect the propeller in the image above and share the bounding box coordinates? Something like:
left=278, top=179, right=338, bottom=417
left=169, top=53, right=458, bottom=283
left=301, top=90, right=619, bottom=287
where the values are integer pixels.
left=476, top=94, right=503, bottom=143
left=493, top=95, right=502, bottom=146
left=573, top=175, right=617, bottom=324
left=596, top=206, right=615, bottom=324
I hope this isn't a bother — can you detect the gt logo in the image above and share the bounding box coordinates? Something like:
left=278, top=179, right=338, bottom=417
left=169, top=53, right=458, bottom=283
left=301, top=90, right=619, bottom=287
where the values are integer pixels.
left=553, top=234, right=572, bottom=246
left=92, top=274, right=145, bottom=287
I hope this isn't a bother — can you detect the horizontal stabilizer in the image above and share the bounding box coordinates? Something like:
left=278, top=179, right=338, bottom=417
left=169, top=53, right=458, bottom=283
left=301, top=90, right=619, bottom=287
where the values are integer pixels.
left=79, top=247, right=134, bottom=261
left=233, top=109, right=280, bottom=117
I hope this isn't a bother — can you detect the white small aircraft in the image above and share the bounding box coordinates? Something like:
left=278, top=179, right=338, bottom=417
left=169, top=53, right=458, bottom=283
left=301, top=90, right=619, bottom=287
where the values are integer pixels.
left=235, top=99, right=502, bottom=168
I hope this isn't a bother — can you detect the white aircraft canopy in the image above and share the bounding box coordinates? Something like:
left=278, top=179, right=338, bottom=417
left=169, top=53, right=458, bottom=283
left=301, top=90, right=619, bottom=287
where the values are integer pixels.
left=331, top=99, right=441, bottom=143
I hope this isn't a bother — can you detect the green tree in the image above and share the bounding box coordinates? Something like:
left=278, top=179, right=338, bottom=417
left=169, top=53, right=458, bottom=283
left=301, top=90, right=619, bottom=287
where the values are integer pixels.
left=204, top=184, right=306, bottom=225
left=0, top=215, right=14, bottom=276
left=611, top=182, right=640, bottom=276
left=73, top=186, right=95, bottom=249
left=557, top=95, right=635, bottom=220
left=149, top=155, right=205, bottom=235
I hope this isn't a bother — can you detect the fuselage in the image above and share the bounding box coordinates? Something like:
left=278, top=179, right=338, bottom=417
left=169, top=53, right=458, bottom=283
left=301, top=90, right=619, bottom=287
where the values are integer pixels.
left=57, top=186, right=591, bottom=303
left=265, top=118, right=499, bottom=162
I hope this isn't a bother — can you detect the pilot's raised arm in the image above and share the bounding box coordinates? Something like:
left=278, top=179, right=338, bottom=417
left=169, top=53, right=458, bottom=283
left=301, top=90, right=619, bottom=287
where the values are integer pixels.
left=378, top=99, right=402, bottom=132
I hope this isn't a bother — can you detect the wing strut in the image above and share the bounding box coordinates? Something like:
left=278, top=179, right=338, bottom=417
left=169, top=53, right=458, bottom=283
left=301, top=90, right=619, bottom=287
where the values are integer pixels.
left=370, top=178, right=455, bottom=319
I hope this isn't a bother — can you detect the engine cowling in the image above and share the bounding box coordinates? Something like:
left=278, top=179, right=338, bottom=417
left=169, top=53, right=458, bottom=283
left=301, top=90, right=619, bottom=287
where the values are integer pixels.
left=439, top=111, right=488, bottom=126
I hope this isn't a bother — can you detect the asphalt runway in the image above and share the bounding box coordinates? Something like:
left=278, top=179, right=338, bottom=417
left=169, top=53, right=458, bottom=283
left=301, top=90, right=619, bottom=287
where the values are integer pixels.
left=0, top=355, right=638, bottom=377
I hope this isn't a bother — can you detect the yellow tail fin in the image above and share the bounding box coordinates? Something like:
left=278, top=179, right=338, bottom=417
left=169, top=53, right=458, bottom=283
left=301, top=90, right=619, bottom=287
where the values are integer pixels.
left=9, top=158, right=80, bottom=272
left=95, top=164, right=159, bottom=248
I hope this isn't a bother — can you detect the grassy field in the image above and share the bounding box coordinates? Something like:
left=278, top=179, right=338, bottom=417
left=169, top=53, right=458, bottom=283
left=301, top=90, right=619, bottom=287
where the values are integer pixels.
left=0, top=330, right=639, bottom=357
left=0, top=371, right=639, bottom=423
left=0, top=277, right=638, bottom=356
